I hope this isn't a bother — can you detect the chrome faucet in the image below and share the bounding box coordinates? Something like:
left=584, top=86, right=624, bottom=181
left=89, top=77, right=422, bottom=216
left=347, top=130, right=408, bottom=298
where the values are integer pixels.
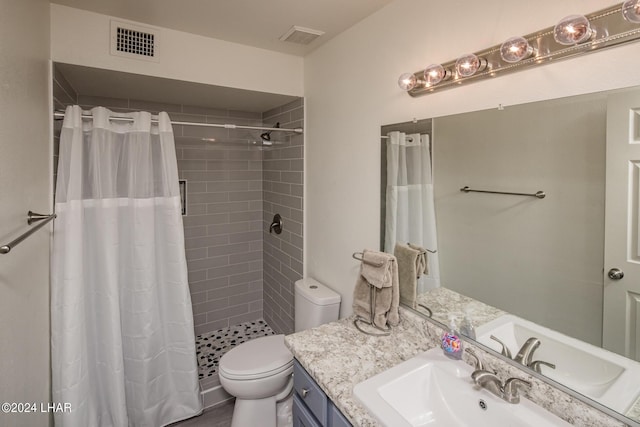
left=514, top=337, right=541, bottom=366
left=470, top=368, right=532, bottom=404
left=467, top=348, right=531, bottom=404
left=471, top=370, right=504, bottom=398
left=490, top=336, right=556, bottom=373
left=502, top=378, right=532, bottom=404
left=490, top=335, right=512, bottom=358
left=529, top=360, right=556, bottom=374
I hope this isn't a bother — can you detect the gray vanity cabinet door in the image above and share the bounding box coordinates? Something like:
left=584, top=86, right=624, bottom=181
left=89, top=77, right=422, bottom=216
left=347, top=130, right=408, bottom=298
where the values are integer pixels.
left=293, top=394, right=322, bottom=427
left=293, top=359, right=352, bottom=427
left=329, top=402, right=352, bottom=427
left=294, top=360, right=328, bottom=425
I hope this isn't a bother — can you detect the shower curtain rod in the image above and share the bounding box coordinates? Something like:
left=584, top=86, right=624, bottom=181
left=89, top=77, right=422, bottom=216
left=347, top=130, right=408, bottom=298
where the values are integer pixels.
left=52, top=111, right=303, bottom=134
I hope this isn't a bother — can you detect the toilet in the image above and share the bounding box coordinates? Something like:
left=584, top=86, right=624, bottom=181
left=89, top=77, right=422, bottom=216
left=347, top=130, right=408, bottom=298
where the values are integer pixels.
left=219, top=278, right=341, bottom=427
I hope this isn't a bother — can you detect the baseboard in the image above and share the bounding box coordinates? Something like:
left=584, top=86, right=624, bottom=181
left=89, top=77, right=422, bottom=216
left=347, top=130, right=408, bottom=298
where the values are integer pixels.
left=201, top=384, right=233, bottom=409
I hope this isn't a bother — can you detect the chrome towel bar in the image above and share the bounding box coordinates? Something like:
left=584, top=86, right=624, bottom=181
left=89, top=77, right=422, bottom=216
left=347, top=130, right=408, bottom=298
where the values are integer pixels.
left=460, top=186, right=546, bottom=199
left=352, top=252, right=385, bottom=268
left=0, top=211, right=56, bottom=254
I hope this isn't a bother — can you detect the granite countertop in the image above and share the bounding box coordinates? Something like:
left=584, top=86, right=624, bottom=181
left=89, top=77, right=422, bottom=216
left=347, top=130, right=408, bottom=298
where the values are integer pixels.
left=285, top=305, right=634, bottom=427
left=284, top=308, right=440, bottom=426
left=414, top=287, right=506, bottom=327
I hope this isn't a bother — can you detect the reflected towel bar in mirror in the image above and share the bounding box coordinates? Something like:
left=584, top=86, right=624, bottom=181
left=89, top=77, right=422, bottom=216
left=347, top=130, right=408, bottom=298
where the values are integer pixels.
left=460, top=186, right=546, bottom=199
left=0, top=211, right=57, bottom=254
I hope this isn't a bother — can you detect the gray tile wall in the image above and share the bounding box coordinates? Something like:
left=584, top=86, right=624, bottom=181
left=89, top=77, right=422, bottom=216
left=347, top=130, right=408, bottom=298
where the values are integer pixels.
left=262, top=99, right=304, bottom=334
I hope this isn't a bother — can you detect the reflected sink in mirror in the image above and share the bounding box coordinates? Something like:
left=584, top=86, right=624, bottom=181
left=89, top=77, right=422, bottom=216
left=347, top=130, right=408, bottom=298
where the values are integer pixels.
left=353, top=348, right=571, bottom=427
left=476, top=315, right=640, bottom=414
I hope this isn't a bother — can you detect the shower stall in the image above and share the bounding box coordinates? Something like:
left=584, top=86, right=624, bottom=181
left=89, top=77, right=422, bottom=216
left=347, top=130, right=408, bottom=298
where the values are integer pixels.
left=52, top=62, right=304, bottom=410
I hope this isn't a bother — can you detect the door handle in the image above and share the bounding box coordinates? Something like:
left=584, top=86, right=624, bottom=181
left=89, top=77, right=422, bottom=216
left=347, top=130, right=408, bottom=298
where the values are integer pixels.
left=608, top=268, right=624, bottom=280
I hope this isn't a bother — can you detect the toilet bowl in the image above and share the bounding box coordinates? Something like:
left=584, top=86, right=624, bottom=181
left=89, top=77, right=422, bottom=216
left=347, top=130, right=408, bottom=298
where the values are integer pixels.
left=219, top=278, right=341, bottom=427
left=219, top=335, right=293, bottom=427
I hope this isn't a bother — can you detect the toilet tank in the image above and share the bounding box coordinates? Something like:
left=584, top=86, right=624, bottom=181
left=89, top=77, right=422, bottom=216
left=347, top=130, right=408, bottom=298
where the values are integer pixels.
left=294, top=278, right=341, bottom=332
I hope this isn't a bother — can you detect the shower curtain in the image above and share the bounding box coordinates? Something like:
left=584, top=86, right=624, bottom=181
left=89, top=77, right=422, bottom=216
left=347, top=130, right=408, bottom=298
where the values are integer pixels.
left=51, top=106, right=202, bottom=427
left=384, top=131, right=440, bottom=291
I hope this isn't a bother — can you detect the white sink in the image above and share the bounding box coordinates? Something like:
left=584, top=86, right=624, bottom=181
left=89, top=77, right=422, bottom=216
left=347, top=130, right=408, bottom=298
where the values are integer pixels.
left=353, top=348, right=570, bottom=427
left=475, top=314, right=640, bottom=413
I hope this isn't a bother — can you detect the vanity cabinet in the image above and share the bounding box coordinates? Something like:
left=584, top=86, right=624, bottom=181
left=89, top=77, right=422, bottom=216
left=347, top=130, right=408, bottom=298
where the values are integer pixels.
left=293, top=359, right=352, bottom=427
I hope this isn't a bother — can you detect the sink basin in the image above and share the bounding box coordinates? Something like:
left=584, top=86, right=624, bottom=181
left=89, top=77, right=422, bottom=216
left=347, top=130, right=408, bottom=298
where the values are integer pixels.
left=475, top=314, right=640, bottom=413
left=353, top=348, right=570, bottom=427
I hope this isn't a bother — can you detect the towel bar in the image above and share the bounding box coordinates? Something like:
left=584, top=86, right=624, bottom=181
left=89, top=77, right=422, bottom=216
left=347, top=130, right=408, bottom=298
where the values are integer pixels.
left=352, top=252, right=385, bottom=267
left=352, top=251, right=392, bottom=336
left=460, top=186, right=545, bottom=199
left=353, top=283, right=392, bottom=337
left=0, top=211, right=56, bottom=254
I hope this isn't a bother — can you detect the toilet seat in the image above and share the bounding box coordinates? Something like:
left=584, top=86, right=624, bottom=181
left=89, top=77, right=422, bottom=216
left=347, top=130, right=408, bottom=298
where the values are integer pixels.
left=219, top=335, right=293, bottom=381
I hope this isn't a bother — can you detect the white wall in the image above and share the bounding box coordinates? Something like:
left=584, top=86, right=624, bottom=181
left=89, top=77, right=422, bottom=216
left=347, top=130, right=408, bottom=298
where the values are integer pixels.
left=304, top=0, right=640, bottom=318
left=50, top=4, right=304, bottom=97
left=0, top=0, right=51, bottom=426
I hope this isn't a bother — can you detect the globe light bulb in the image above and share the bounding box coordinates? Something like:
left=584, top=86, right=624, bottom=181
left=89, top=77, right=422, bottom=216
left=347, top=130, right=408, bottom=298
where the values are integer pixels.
left=553, top=15, right=593, bottom=45
left=423, top=64, right=450, bottom=87
left=622, top=0, right=640, bottom=23
left=397, top=73, right=417, bottom=91
left=455, top=53, right=487, bottom=78
left=500, top=36, right=534, bottom=63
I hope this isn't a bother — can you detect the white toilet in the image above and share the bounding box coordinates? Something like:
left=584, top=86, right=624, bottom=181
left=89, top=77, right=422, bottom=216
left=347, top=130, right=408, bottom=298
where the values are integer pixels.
left=219, top=278, right=341, bottom=427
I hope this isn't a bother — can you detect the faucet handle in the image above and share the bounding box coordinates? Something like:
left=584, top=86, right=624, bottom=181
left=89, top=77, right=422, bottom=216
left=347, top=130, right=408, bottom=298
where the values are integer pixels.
left=465, top=348, right=484, bottom=371
left=529, top=360, right=556, bottom=374
left=490, top=335, right=512, bottom=358
left=514, top=337, right=541, bottom=365
left=503, top=378, right=531, bottom=404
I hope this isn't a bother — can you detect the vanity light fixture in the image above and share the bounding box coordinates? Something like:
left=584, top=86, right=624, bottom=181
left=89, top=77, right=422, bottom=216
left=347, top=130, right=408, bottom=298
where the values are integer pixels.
left=553, top=14, right=593, bottom=45
left=423, top=64, right=451, bottom=87
left=455, top=53, right=487, bottom=77
left=500, top=36, right=534, bottom=63
left=400, top=2, right=640, bottom=97
left=622, top=0, right=640, bottom=23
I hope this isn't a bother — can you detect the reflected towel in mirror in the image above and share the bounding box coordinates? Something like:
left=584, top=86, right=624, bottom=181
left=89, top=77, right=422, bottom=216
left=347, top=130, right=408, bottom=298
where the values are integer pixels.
left=394, top=243, right=427, bottom=309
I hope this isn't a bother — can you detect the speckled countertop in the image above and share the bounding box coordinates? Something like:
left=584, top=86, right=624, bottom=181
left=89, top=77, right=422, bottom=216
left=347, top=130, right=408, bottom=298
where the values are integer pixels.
left=414, top=287, right=506, bottom=326
left=284, top=309, right=439, bottom=426
left=285, top=306, right=635, bottom=427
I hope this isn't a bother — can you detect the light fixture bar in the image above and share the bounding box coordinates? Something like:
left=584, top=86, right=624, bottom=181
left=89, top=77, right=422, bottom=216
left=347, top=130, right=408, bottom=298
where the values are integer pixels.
left=407, top=3, right=640, bottom=97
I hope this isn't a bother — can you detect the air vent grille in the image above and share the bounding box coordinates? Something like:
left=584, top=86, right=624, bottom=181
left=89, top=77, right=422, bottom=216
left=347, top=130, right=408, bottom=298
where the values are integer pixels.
left=279, top=26, right=324, bottom=45
left=116, top=27, right=155, bottom=57
left=110, top=20, right=160, bottom=62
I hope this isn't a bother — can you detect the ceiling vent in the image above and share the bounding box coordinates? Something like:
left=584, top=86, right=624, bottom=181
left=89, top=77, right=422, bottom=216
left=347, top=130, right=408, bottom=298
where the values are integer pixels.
left=110, top=20, right=160, bottom=62
left=279, top=26, right=324, bottom=45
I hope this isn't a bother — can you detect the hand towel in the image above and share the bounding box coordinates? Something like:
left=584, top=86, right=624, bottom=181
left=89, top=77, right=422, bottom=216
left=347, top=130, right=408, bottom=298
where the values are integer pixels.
left=408, top=243, right=429, bottom=276
left=394, top=243, right=421, bottom=309
left=352, top=250, right=400, bottom=328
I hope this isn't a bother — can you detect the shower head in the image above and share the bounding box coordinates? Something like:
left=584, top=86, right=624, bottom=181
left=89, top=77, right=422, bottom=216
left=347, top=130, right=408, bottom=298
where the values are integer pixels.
left=261, top=122, right=280, bottom=142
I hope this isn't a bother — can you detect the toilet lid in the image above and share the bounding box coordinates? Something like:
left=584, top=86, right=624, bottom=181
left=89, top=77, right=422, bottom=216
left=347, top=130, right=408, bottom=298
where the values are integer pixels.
left=219, top=334, right=293, bottom=380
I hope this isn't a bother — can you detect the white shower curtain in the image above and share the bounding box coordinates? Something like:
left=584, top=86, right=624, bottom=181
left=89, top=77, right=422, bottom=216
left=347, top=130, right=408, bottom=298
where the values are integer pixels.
left=51, top=106, right=202, bottom=427
left=385, top=131, right=440, bottom=291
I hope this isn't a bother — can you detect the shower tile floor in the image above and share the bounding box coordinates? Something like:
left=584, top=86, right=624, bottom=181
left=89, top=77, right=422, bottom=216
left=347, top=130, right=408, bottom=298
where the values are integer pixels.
left=196, top=319, right=275, bottom=381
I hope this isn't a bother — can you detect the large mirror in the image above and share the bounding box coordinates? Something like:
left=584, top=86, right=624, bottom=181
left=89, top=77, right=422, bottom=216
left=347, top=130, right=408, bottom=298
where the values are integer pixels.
left=381, top=85, right=640, bottom=423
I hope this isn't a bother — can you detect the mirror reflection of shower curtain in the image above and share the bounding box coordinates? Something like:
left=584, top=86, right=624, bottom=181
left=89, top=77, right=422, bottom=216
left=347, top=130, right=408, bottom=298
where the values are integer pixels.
left=51, top=106, right=202, bottom=427
left=385, top=131, right=440, bottom=292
